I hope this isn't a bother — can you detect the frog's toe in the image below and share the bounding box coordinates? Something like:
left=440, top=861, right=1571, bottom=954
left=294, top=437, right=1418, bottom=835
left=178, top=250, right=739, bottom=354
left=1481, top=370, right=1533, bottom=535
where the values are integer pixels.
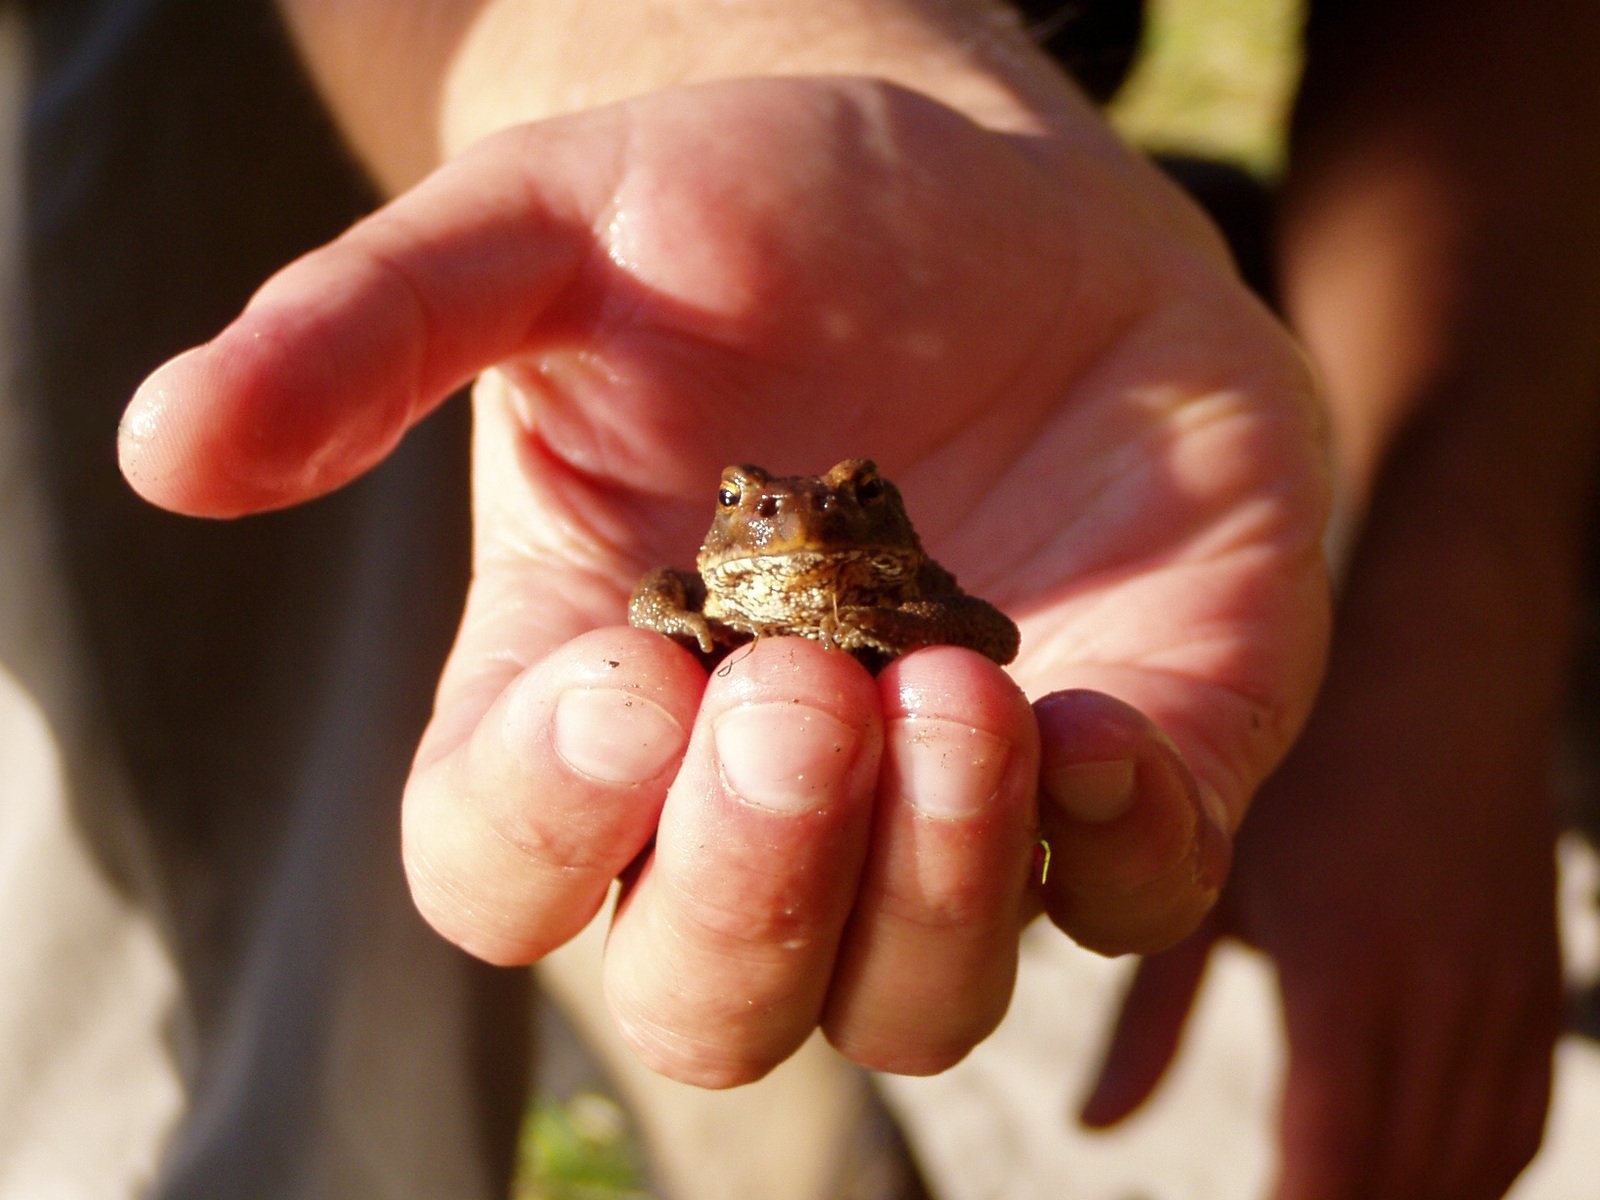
left=689, top=619, right=716, bottom=655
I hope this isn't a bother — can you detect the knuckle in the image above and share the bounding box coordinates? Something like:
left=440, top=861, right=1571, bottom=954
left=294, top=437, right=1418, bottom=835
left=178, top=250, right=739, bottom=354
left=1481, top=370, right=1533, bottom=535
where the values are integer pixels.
left=1045, top=865, right=1216, bottom=957
left=666, top=871, right=835, bottom=953
left=407, top=881, right=533, bottom=966
left=482, top=798, right=602, bottom=872
left=873, top=874, right=1007, bottom=932
left=402, top=837, right=595, bottom=966
left=611, top=1008, right=788, bottom=1090
left=827, top=1019, right=991, bottom=1078
left=405, top=868, right=529, bottom=965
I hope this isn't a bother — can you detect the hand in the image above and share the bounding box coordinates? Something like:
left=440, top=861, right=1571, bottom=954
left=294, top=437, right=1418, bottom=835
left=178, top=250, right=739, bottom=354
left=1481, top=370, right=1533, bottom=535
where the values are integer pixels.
left=1081, top=541, right=1563, bottom=1198
left=119, top=77, right=1329, bottom=1083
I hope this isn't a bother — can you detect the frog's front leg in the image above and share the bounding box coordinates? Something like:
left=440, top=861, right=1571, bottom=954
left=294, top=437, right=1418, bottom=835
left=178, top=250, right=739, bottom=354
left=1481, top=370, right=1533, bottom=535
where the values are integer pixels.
left=628, top=567, right=717, bottom=654
left=832, top=597, right=1020, bottom=666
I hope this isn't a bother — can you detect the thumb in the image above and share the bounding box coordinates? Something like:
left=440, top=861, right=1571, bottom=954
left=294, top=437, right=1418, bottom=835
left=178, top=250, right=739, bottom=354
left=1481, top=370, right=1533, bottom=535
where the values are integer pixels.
left=1077, top=917, right=1217, bottom=1128
left=117, top=120, right=610, bottom=517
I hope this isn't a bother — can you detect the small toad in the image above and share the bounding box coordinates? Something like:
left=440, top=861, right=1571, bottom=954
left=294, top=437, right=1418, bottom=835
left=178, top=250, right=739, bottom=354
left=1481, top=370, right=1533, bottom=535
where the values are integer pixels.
left=628, top=459, right=1019, bottom=670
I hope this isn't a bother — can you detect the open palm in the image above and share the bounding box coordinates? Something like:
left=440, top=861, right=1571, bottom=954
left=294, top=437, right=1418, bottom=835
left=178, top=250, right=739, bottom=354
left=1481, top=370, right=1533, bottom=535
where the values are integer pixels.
left=122, top=78, right=1329, bottom=1083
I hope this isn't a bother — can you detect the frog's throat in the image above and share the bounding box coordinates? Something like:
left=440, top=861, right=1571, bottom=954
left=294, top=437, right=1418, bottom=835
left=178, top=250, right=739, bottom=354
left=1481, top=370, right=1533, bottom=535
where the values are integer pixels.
left=700, top=548, right=919, bottom=626
left=699, top=547, right=918, bottom=585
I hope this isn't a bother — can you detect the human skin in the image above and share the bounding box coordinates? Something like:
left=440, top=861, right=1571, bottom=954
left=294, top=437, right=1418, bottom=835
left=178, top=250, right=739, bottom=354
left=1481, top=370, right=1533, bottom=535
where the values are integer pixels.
left=117, top=2, right=1331, bottom=1087
left=1083, top=2, right=1600, bottom=1197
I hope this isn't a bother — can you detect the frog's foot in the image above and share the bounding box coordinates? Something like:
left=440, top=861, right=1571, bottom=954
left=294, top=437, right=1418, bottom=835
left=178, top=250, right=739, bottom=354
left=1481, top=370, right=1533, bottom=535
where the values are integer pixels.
left=662, top=611, right=719, bottom=655
left=831, top=599, right=1020, bottom=666
left=628, top=567, right=717, bottom=654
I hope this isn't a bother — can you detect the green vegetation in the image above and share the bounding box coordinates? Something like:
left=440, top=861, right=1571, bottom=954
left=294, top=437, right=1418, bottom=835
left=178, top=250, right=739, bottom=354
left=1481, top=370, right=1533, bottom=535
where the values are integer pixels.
left=1110, top=0, right=1303, bottom=175
left=514, top=1091, right=653, bottom=1200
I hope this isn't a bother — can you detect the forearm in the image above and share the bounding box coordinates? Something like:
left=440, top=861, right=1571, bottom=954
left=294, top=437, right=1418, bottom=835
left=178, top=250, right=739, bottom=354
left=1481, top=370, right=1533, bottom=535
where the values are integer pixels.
left=1280, top=0, right=1600, bottom=537
left=1281, top=0, right=1600, bottom=764
left=275, top=0, right=1091, bottom=190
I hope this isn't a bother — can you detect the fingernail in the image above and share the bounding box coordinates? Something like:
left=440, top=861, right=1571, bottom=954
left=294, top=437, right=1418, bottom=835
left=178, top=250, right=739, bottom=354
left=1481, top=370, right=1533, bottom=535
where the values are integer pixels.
left=713, top=702, right=860, bottom=813
left=889, top=717, right=1010, bottom=820
left=553, top=687, right=687, bottom=784
left=1041, top=759, right=1136, bottom=823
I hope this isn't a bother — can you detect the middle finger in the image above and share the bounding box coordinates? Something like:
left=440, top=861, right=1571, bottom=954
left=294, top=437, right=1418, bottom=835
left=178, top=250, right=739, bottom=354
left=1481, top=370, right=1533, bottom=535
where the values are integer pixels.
left=602, top=636, right=884, bottom=1088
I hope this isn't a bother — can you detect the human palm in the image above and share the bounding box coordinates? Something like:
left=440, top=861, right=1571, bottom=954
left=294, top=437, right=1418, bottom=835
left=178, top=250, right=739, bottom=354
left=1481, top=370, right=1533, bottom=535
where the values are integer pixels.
left=121, top=78, right=1329, bottom=1081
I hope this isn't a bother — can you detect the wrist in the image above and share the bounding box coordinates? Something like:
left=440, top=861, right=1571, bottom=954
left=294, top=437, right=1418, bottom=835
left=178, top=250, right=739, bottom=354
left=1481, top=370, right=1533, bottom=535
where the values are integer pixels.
left=280, top=0, right=1100, bottom=190
left=440, top=0, right=1093, bottom=147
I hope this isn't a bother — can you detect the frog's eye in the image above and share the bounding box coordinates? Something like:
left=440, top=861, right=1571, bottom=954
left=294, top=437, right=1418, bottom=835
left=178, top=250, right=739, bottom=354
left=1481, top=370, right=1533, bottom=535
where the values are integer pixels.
left=856, top=475, right=884, bottom=503
left=718, top=486, right=741, bottom=508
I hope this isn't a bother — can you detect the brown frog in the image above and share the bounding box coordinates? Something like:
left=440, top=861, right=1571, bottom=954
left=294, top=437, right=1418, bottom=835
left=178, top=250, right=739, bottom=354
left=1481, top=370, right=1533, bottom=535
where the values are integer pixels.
left=628, top=459, right=1019, bottom=670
